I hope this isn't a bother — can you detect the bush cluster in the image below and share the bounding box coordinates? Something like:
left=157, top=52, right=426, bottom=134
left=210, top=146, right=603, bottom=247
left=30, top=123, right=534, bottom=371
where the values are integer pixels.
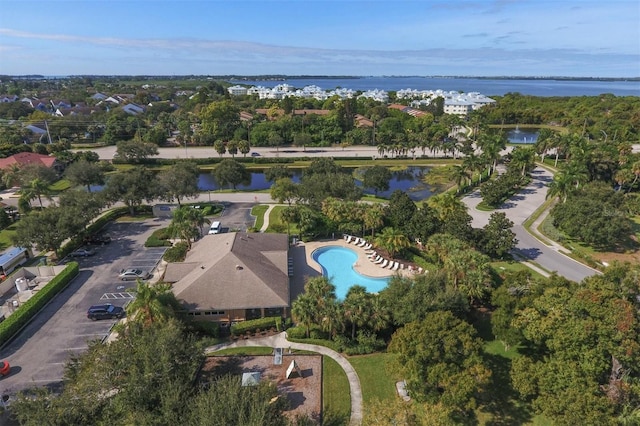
left=163, top=241, right=189, bottom=262
left=480, top=170, right=527, bottom=208
left=230, top=316, right=282, bottom=336
left=145, top=227, right=173, bottom=247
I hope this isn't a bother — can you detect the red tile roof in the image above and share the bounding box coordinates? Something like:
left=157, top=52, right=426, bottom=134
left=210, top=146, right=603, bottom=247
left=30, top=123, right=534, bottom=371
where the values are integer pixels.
left=0, top=152, right=57, bottom=170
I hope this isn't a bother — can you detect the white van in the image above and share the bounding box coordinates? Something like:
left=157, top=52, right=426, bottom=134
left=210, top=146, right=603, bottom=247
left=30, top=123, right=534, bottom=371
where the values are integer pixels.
left=208, top=221, right=221, bottom=235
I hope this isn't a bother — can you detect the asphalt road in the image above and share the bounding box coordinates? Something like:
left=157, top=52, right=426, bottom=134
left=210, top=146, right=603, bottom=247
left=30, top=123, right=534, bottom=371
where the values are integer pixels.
left=462, top=167, right=599, bottom=282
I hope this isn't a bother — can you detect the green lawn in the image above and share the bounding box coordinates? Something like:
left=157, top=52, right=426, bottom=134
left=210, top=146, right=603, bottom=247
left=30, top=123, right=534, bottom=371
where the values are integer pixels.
left=490, top=260, right=547, bottom=281
left=267, top=205, right=300, bottom=235
left=349, top=353, right=398, bottom=403
left=251, top=204, right=268, bottom=231
left=49, top=179, right=71, bottom=192
left=0, top=223, right=18, bottom=251
left=323, top=356, right=351, bottom=425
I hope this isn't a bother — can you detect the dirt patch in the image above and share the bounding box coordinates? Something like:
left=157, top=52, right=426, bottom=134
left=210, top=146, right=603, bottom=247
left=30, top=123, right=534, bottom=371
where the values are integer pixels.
left=591, top=250, right=640, bottom=265
left=199, top=354, right=322, bottom=423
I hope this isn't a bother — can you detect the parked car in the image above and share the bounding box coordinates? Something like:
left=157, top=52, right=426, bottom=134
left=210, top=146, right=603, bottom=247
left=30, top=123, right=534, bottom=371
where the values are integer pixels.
left=70, top=247, right=96, bottom=257
left=250, top=152, right=261, bottom=157
left=87, top=304, right=124, bottom=321
left=0, top=361, right=10, bottom=376
left=84, top=233, right=112, bottom=245
left=118, top=268, right=152, bottom=281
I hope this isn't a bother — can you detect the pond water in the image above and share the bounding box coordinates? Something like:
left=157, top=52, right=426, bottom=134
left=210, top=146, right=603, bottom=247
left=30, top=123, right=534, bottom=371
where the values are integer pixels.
left=507, top=127, right=539, bottom=144
left=311, top=245, right=390, bottom=300
left=199, top=166, right=435, bottom=201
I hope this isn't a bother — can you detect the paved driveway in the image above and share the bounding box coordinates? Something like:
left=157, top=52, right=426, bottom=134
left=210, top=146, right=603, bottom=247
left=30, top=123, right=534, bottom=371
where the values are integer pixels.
left=463, top=167, right=599, bottom=283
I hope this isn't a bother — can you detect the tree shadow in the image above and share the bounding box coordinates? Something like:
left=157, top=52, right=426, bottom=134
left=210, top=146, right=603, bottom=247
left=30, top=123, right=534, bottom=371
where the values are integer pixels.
left=479, top=352, right=533, bottom=425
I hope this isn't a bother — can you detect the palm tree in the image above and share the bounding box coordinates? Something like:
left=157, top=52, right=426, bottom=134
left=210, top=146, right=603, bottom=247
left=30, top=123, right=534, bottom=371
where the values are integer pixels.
left=478, top=133, right=506, bottom=176
left=450, top=164, right=470, bottom=193
left=126, top=280, right=176, bottom=327
left=291, top=294, right=316, bottom=338
left=509, top=147, right=536, bottom=176
left=564, top=160, right=589, bottom=189
left=169, top=207, right=210, bottom=249
left=534, top=128, right=556, bottom=162
left=628, top=161, right=640, bottom=191
left=362, top=203, right=385, bottom=238
left=1, top=163, right=21, bottom=188
left=428, top=192, right=464, bottom=222
left=374, top=227, right=411, bottom=258
left=342, top=285, right=371, bottom=339
left=20, top=178, right=52, bottom=208
left=546, top=170, right=574, bottom=203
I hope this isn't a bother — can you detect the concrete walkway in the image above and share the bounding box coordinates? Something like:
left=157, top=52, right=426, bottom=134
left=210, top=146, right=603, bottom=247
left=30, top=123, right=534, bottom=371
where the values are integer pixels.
left=260, top=204, right=276, bottom=232
left=205, top=332, right=363, bottom=426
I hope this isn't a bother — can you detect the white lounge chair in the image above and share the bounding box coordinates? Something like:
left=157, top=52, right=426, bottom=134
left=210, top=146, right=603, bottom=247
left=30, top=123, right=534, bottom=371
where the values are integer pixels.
left=363, top=243, right=372, bottom=250
left=367, top=251, right=378, bottom=258
left=374, top=257, right=384, bottom=264
left=352, top=237, right=360, bottom=245
left=380, top=259, right=389, bottom=268
left=392, top=262, right=400, bottom=271
left=358, top=240, right=367, bottom=247
left=386, top=261, right=396, bottom=269
left=344, top=235, right=351, bottom=243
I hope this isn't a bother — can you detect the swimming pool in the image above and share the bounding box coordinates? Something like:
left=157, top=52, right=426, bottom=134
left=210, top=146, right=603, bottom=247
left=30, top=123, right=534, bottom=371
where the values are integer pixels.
left=311, top=246, right=390, bottom=299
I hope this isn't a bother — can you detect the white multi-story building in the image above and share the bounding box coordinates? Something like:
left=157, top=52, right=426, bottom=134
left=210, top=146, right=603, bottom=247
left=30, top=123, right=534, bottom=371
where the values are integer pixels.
left=227, top=85, right=248, bottom=96
left=235, top=83, right=493, bottom=116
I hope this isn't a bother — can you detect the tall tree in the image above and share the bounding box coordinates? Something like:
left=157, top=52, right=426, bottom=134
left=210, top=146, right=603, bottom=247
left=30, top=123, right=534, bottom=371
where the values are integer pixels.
left=158, top=161, right=200, bottom=206
left=363, top=165, right=391, bottom=196
left=213, top=159, right=250, bottom=190
left=480, top=212, right=518, bottom=259
left=114, top=140, right=159, bottom=163
left=389, top=311, right=491, bottom=413
left=64, top=159, right=105, bottom=192
left=104, top=167, right=158, bottom=215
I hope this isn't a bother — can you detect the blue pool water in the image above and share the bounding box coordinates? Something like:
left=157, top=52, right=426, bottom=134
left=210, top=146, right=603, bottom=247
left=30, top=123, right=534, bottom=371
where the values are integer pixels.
left=312, top=246, right=390, bottom=299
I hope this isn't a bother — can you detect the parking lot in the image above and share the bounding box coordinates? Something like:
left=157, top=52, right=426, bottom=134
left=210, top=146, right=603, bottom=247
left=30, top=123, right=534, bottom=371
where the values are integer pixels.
left=0, top=202, right=254, bottom=395
left=0, top=218, right=169, bottom=395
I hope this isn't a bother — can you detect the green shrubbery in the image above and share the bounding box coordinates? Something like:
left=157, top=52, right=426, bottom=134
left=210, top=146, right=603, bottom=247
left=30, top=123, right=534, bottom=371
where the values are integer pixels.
left=230, top=316, right=282, bottom=336
left=186, top=320, right=220, bottom=338
left=480, top=170, right=528, bottom=208
left=163, top=241, right=189, bottom=262
left=0, top=262, right=79, bottom=347
left=146, top=227, right=173, bottom=247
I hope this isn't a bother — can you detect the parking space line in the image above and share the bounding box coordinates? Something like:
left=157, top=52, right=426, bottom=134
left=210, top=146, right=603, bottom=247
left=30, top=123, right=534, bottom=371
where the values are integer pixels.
left=101, top=292, right=136, bottom=300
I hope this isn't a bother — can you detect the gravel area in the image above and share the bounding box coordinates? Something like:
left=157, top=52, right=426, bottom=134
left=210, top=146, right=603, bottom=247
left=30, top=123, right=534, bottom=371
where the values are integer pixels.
left=200, top=354, right=323, bottom=423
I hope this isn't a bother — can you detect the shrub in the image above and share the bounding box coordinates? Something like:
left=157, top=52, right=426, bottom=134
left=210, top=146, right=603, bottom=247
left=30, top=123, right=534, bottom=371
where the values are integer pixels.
left=163, top=241, right=189, bottom=262
left=0, top=262, right=79, bottom=347
left=146, top=227, right=173, bottom=247
left=230, top=316, right=282, bottom=336
left=187, top=320, right=220, bottom=338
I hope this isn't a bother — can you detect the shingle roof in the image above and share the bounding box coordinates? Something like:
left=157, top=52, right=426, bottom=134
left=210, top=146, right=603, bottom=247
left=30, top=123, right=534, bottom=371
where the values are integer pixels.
left=166, top=233, right=290, bottom=311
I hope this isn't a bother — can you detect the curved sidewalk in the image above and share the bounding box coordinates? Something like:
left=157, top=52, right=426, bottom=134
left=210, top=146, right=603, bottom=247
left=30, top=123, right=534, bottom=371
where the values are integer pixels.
left=205, top=332, right=363, bottom=426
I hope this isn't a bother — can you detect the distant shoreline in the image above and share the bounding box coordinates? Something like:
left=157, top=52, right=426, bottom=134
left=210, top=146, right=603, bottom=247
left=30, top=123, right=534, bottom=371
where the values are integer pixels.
left=7, top=74, right=640, bottom=82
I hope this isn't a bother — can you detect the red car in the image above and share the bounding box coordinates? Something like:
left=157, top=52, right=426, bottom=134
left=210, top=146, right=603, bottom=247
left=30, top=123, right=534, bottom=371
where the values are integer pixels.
left=0, top=361, right=10, bottom=376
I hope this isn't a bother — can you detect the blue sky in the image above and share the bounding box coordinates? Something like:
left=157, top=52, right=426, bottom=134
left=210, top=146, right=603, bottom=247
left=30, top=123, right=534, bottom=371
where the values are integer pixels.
left=0, top=0, right=638, bottom=77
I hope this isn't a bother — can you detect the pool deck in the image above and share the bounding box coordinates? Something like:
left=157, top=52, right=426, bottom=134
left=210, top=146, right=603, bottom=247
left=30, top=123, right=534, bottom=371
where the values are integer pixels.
left=289, top=237, right=413, bottom=301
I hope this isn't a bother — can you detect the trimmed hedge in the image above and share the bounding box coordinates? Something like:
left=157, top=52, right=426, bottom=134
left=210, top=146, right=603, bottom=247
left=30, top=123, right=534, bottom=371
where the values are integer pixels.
left=145, top=227, right=173, bottom=247
left=0, top=262, right=79, bottom=347
left=230, top=316, right=282, bottom=336
left=163, top=241, right=189, bottom=262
